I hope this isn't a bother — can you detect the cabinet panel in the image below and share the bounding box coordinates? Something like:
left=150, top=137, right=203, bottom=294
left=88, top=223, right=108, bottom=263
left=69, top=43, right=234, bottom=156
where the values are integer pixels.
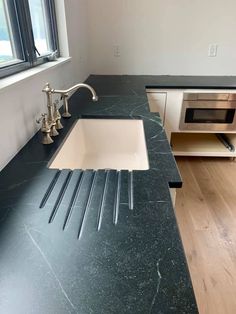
left=146, top=92, right=166, bottom=123
left=170, top=188, right=176, bottom=206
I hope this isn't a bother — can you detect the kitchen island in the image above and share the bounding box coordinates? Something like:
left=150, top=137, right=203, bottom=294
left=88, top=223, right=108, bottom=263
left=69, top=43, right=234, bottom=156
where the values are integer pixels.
left=0, top=75, right=198, bottom=313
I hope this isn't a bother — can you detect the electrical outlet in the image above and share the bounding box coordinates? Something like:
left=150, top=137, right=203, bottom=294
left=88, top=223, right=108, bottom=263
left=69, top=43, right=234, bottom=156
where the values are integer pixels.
left=114, top=45, right=121, bottom=57
left=208, top=44, right=218, bottom=57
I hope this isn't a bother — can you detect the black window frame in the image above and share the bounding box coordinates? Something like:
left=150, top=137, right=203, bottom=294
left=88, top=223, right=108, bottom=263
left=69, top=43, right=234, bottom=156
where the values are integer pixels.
left=0, top=0, right=59, bottom=78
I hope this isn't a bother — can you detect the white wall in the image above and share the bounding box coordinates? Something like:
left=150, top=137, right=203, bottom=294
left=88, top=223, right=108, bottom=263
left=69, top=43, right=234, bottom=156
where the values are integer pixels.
left=87, top=0, right=236, bottom=75
left=0, top=0, right=90, bottom=171
left=63, top=0, right=90, bottom=85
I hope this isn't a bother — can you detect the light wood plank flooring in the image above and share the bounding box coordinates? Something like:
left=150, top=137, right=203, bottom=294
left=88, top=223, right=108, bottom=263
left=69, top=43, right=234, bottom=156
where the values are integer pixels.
left=175, top=157, right=236, bottom=314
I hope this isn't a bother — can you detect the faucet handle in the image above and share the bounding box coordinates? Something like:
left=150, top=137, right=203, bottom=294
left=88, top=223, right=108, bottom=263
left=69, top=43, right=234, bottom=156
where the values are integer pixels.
left=36, top=113, right=54, bottom=144
left=53, top=101, right=63, bottom=130
left=36, top=113, right=46, bottom=125
left=53, top=100, right=60, bottom=118
left=36, top=113, right=51, bottom=132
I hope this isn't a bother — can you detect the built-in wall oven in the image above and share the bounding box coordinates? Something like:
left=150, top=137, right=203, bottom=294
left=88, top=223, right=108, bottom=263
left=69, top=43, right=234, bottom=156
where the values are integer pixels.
left=179, top=93, right=236, bottom=131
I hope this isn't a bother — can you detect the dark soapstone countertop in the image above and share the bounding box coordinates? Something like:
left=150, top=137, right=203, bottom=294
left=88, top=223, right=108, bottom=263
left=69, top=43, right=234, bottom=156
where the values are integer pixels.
left=87, top=74, right=236, bottom=91
left=0, top=75, right=199, bottom=313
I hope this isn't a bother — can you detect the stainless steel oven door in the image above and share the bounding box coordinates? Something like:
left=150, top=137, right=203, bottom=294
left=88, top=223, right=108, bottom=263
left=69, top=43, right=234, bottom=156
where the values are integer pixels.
left=179, top=100, right=236, bottom=131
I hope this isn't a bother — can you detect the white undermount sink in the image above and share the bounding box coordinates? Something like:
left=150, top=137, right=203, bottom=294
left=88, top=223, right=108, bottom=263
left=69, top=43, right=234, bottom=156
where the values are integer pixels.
left=48, top=119, right=149, bottom=171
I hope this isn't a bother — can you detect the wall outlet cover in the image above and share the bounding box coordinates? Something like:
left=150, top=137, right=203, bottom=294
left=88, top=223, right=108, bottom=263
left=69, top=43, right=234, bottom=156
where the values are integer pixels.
left=208, top=44, right=218, bottom=57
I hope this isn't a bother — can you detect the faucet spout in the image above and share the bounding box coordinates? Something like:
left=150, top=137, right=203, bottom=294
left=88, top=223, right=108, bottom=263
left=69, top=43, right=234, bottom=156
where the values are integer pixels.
left=51, top=83, right=98, bottom=118
left=52, top=83, right=98, bottom=101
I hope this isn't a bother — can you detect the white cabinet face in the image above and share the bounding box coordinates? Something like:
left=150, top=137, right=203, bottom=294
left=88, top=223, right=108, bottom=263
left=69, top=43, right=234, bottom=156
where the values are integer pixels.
left=164, top=91, right=184, bottom=133
left=170, top=188, right=176, bottom=206
left=146, top=92, right=167, bottom=123
left=146, top=89, right=187, bottom=141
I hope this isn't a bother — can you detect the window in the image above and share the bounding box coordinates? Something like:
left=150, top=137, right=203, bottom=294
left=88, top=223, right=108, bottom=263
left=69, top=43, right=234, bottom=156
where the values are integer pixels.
left=0, top=0, right=58, bottom=78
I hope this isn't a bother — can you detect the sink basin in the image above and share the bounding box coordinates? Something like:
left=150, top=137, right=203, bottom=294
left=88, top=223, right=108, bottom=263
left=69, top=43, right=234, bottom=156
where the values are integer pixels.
left=48, top=118, right=149, bottom=171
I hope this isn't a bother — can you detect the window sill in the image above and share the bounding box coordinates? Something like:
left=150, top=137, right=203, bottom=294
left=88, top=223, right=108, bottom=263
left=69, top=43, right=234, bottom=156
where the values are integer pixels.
left=0, top=57, right=71, bottom=93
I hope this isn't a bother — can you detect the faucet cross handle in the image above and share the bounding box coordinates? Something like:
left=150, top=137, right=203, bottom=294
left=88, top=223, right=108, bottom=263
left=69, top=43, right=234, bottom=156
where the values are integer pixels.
left=36, top=113, right=50, bottom=131
left=53, top=100, right=63, bottom=130
left=36, top=113, right=54, bottom=144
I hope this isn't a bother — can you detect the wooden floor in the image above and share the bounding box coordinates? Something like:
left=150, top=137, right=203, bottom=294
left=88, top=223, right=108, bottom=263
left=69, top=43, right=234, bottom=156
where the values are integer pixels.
left=175, top=157, right=236, bottom=314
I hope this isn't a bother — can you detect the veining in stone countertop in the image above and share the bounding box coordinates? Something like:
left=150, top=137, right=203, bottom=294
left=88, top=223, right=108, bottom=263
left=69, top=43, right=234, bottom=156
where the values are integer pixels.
left=0, top=75, right=199, bottom=313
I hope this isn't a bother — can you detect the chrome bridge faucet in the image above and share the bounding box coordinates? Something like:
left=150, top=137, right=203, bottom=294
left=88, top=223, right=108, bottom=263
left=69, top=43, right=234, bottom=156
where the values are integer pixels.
left=52, top=83, right=98, bottom=118
left=37, top=82, right=98, bottom=144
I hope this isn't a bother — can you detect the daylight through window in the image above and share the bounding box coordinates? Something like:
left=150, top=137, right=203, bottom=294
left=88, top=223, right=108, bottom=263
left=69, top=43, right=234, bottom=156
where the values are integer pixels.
left=0, top=0, right=58, bottom=78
